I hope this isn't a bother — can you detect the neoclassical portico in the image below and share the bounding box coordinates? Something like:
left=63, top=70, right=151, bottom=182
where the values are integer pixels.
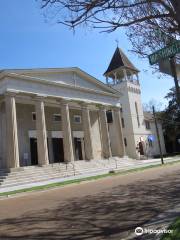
left=0, top=67, right=127, bottom=170
left=2, top=91, right=125, bottom=169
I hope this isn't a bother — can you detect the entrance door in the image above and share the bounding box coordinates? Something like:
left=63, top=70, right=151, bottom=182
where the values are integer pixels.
left=52, top=138, right=64, bottom=162
left=139, top=141, right=144, bottom=155
left=74, top=137, right=83, bottom=160
left=30, top=138, right=38, bottom=165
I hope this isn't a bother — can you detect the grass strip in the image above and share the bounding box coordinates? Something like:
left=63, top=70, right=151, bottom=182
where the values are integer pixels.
left=0, top=159, right=180, bottom=197
left=160, top=217, right=180, bottom=240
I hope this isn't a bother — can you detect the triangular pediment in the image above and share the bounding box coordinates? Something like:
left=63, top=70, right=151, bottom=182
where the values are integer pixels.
left=3, top=67, right=118, bottom=95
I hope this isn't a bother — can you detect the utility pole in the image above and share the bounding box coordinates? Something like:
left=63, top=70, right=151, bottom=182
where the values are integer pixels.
left=169, top=57, right=180, bottom=107
left=152, top=106, right=164, bottom=165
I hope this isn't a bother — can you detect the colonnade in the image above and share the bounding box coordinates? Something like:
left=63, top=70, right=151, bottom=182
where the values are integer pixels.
left=5, top=93, right=125, bottom=169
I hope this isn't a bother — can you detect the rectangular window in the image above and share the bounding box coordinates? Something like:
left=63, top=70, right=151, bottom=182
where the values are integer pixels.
left=53, top=114, right=62, bottom=122
left=145, top=120, right=151, bottom=130
left=121, top=118, right=125, bottom=128
left=106, top=110, right=113, bottom=123
left=32, top=112, right=36, bottom=121
left=74, top=115, right=81, bottom=124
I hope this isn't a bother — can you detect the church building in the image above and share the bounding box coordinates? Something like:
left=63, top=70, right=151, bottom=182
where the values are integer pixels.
left=0, top=47, right=166, bottom=171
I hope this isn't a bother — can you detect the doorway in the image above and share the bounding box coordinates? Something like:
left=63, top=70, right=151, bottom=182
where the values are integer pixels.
left=52, top=138, right=64, bottom=162
left=74, top=137, right=83, bottom=160
left=30, top=138, right=38, bottom=165
left=139, top=141, right=144, bottom=155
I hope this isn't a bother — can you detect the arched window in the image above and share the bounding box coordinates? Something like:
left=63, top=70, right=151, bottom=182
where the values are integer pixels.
left=135, top=102, right=140, bottom=127
left=124, top=138, right=127, bottom=147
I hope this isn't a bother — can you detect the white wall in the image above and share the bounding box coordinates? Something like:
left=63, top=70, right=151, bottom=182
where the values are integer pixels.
left=112, top=80, right=166, bottom=159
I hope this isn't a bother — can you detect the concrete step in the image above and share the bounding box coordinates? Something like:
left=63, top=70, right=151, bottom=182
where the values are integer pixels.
left=0, top=158, right=148, bottom=190
left=5, top=169, right=73, bottom=178
left=1, top=166, right=78, bottom=179
left=1, top=171, right=76, bottom=183
left=0, top=173, right=79, bottom=188
left=0, top=165, right=80, bottom=188
left=5, top=166, right=75, bottom=175
left=0, top=168, right=78, bottom=183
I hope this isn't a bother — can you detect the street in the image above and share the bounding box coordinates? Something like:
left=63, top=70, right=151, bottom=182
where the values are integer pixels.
left=0, top=163, right=180, bottom=240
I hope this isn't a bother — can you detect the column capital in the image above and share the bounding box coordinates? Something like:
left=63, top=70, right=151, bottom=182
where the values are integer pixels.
left=99, top=105, right=108, bottom=111
left=34, top=95, right=46, bottom=101
left=111, top=106, right=120, bottom=112
left=4, top=91, right=17, bottom=98
left=81, top=102, right=91, bottom=110
left=61, top=99, right=70, bottom=106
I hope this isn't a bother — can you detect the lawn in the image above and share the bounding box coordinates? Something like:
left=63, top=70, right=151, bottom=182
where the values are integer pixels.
left=160, top=217, right=180, bottom=240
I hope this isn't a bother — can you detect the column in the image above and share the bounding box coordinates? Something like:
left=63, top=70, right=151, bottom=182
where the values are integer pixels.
left=5, top=93, right=20, bottom=168
left=61, top=100, right=74, bottom=162
left=114, top=72, right=117, bottom=84
left=112, top=107, right=126, bottom=157
left=35, top=98, right=49, bottom=166
left=47, top=132, right=54, bottom=164
left=99, top=106, right=111, bottom=158
left=82, top=104, right=94, bottom=160
left=106, top=76, right=109, bottom=85
left=123, top=69, right=128, bottom=81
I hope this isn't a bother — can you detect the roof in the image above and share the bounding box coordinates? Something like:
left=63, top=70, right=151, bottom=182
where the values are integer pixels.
left=144, top=111, right=154, bottom=121
left=104, top=47, right=139, bottom=75
left=0, top=67, right=121, bottom=97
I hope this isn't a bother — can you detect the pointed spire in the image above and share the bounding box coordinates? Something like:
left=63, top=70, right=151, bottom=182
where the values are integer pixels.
left=104, top=47, right=139, bottom=76
left=115, top=39, right=119, bottom=47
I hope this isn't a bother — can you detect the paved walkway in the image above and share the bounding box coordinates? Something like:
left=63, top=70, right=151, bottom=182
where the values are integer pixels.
left=0, top=162, right=180, bottom=239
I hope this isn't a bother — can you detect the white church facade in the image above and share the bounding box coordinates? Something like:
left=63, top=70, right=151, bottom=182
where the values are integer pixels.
left=0, top=48, right=166, bottom=170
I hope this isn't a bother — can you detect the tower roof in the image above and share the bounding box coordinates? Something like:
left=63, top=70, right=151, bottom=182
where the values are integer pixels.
left=104, top=47, right=139, bottom=75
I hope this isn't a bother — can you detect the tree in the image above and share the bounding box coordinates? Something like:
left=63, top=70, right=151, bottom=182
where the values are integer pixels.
left=39, top=0, right=180, bottom=105
left=143, top=99, right=163, bottom=112
left=160, top=87, right=180, bottom=153
left=39, top=0, right=180, bottom=56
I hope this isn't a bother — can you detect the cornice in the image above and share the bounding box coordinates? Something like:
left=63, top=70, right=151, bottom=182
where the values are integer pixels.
left=5, top=72, right=120, bottom=99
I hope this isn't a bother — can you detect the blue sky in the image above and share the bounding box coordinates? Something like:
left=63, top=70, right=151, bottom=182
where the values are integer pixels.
left=0, top=0, right=174, bottom=107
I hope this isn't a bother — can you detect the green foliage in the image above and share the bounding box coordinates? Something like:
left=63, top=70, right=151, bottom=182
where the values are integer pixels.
left=160, top=88, right=180, bottom=144
left=160, top=217, right=180, bottom=240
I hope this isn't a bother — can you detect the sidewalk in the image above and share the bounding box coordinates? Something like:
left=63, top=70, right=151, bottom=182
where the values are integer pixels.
left=126, top=204, right=180, bottom=239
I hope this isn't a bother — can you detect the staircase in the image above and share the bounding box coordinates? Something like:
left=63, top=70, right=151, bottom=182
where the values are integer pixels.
left=0, top=157, right=154, bottom=193
left=0, top=163, right=78, bottom=190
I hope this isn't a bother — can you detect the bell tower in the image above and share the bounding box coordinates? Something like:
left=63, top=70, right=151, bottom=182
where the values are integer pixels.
left=104, top=47, right=146, bottom=159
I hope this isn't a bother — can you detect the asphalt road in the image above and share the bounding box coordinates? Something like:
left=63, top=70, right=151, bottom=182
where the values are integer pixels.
left=0, top=163, right=180, bottom=240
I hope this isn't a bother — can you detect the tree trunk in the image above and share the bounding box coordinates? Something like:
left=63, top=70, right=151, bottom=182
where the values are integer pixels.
left=171, top=0, right=180, bottom=32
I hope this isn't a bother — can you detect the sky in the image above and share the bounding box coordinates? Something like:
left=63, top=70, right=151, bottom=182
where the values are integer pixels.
left=0, top=0, right=174, bottom=107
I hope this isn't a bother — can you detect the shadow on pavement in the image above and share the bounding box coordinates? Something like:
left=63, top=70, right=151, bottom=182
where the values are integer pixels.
left=0, top=170, right=180, bottom=240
